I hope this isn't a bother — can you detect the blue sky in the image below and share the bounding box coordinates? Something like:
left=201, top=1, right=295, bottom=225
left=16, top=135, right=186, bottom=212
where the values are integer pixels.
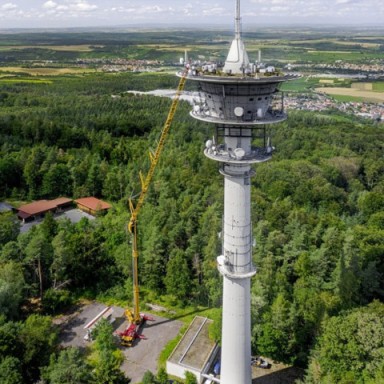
left=0, top=0, right=383, bottom=29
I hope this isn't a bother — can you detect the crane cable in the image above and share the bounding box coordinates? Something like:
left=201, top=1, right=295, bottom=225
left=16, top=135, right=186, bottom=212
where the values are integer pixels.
left=127, top=71, right=188, bottom=324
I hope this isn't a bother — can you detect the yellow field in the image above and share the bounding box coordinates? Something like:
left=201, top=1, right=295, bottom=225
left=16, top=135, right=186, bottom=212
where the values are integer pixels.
left=0, top=67, right=96, bottom=76
left=351, top=83, right=373, bottom=91
left=0, top=77, right=53, bottom=84
left=315, top=87, right=384, bottom=102
left=0, top=45, right=103, bottom=52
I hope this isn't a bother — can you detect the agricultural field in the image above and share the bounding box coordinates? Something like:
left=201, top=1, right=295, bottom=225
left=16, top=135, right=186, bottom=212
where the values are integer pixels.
left=0, top=27, right=383, bottom=65
left=0, top=44, right=103, bottom=52
left=281, top=76, right=353, bottom=93
left=0, top=66, right=96, bottom=76
left=373, top=82, right=384, bottom=91
left=315, top=87, right=384, bottom=103
left=313, top=81, right=384, bottom=102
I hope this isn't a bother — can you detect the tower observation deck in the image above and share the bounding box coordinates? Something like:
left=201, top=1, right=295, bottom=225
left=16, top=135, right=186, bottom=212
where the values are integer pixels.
left=181, top=1, right=294, bottom=383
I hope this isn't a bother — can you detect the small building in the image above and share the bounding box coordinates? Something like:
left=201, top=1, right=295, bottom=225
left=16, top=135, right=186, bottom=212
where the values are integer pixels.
left=18, top=197, right=73, bottom=222
left=167, top=316, right=219, bottom=383
left=75, top=197, right=111, bottom=216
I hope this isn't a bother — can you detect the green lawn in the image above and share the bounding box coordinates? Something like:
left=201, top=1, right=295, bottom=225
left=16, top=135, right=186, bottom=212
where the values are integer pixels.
left=330, top=94, right=366, bottom=102
left=281, top=76, right=320, bottom=92
left=373, top=82, right=384, bottom=92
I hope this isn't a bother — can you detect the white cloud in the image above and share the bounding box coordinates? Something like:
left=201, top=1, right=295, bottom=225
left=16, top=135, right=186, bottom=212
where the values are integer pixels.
left=1, top=0, right=384, bottom=28
left=42, top=1, right=98, bottom=13
left=1, top=3, right=18, bottom=11
left=71, top=1, right=98, bottom=12
left=270, top=6, right=290, bottom=12
left=43, top=1, right=57, bottom=9
left=202, top=7, right=227, bottom=16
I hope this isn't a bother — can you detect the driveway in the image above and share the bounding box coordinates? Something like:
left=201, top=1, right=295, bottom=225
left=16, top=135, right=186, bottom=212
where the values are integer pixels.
left=57, top=301, right=183, bottom=383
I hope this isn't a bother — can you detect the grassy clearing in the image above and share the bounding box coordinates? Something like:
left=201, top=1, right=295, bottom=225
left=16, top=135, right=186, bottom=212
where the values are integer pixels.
left=0, top=67, right=96, bottom=76
left=315, top=87, right=384, bottom=102
left=157, top=326, right=187, bottom=369
left=97, top=288, right=221, bottom=327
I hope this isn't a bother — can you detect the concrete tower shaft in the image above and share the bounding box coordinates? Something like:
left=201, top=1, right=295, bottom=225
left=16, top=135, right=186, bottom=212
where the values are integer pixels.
left=184, top=68, right=290, bottom=383
left=219, top=153, right=254, bottom=384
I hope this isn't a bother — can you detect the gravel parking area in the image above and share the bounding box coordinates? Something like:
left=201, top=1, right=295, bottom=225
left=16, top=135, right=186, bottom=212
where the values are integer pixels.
left=57, top=302, right=183, bottom=383
left=120, top=314, right=183, bottom=383
left=20, top=208, right=95, bottom=233
left=59, top=208, right=95, bottom=223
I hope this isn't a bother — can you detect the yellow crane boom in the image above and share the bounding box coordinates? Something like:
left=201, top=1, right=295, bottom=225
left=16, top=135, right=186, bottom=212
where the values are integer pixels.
left=127, top=72, right=187, bottom=325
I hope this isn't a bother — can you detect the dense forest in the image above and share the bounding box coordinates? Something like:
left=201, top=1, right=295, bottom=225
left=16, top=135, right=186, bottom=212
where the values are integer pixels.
left=1, top=71, right=384, bottom=383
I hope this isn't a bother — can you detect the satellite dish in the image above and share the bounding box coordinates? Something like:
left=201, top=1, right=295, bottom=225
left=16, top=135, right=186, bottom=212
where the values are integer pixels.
left=234, top=148, right=246, bottom=159
left=217, top=255, right=226, bottom=266
left=234, top=107, right=244, bottom=117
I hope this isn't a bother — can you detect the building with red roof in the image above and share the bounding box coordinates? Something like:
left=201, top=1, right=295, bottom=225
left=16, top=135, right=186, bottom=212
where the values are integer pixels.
left=75, top=197, right=111, bottom=216
left=18, top=197, right=73, bottom=222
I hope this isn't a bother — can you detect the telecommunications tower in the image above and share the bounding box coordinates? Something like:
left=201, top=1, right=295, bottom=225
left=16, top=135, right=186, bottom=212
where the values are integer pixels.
left=182, top=1, right=292, bottom=383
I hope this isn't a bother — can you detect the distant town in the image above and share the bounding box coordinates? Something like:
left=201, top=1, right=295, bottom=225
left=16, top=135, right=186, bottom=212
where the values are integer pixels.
left=285, top=93, right=384, bottom=122
left=73, top=57, right=384, bottom=122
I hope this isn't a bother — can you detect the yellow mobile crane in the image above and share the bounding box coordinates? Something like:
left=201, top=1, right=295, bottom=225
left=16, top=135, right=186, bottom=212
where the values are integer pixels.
left=118, top=72, right=187, bottom=346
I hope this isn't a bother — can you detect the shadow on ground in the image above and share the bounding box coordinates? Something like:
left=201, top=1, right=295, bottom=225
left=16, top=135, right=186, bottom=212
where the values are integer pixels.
left=252, top=366, right=304, bottom=384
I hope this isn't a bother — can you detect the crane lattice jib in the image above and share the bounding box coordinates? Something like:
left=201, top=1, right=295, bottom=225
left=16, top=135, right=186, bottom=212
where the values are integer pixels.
left=127, top=72, right=187, bottom=325
left=128, top=73, right=187, bottom=232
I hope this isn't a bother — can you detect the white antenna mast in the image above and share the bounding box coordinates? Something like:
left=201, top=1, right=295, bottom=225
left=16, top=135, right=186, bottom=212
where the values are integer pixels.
left=223, top=0, right=250, bottom=74
left=235, top=0, right=241, bottom=40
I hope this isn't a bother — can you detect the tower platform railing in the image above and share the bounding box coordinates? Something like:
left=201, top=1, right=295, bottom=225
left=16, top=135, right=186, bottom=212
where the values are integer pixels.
left=217, top=255, right=257, bottom=279
left=205, top=145, right=272, bottom=164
